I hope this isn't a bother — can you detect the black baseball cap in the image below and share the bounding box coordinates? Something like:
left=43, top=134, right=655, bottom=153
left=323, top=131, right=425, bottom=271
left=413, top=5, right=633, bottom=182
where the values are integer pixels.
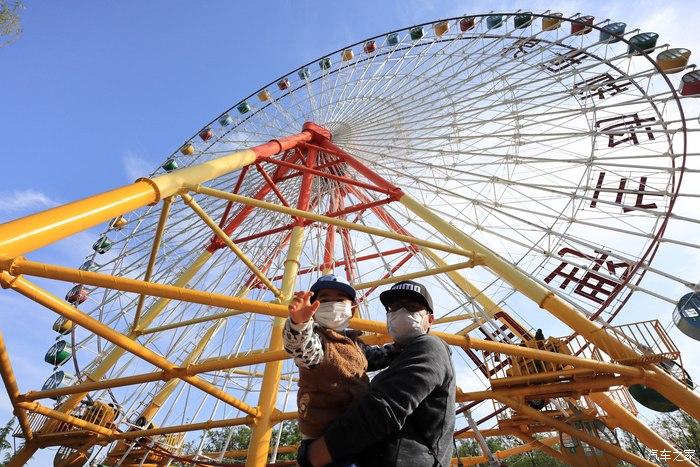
left=379, top=280, right=433, bottom=313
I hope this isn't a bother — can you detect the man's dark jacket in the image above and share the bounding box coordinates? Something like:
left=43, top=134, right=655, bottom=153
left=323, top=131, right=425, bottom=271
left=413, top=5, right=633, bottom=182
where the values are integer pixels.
left=324, top=334, right=456, bottom=466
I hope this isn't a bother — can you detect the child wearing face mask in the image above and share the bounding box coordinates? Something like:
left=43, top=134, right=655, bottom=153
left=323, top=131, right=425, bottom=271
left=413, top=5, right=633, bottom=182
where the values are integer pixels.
left=282, top=274, right=397, bottom=442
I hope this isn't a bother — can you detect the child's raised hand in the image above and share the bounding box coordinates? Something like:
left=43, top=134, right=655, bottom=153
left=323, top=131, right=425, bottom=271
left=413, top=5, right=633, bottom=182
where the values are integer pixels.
left=289, top=291, right=320, bottom=324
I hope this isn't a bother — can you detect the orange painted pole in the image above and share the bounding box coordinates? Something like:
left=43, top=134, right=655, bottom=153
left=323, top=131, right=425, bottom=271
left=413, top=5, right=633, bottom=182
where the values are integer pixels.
left=0, top=272, right=259, bottom=417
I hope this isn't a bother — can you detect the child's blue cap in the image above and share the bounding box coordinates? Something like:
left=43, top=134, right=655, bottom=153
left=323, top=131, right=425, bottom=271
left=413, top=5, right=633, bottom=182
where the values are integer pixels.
left=309, top=274, right=356, bottom=303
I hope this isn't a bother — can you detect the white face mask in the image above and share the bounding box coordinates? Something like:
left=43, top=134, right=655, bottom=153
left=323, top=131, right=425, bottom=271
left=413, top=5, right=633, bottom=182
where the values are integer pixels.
left=314, top=301, right=353, bottom=330
left=387, top=308, right=429, bottom=343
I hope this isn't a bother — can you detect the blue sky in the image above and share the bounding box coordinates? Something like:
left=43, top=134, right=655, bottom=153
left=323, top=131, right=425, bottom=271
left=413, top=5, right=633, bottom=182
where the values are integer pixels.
left=2, top=1, right=700, bottom=464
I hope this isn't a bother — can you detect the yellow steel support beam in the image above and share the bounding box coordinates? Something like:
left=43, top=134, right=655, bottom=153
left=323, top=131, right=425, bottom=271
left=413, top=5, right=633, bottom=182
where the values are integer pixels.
left=23, top=349, right=288, bottom=402
left=117, top=415, right=253, bottom=440
left=23, top=370, right=167, bottom=402
left=138, top=307, right=248, bottom=335
left=458, top=375, right=638, bottom=402
left=489, top=367, right=599, bottom=387
left=512, top=433, right=568, bottom=464
left=590, top=393, right=695, bottom=466
left=137, top=318, right=224, bottom=426
left=245, top=225, right=305, bottom=467
left=132, top=195, right=173, bottom=332
left=13, top=248, right=212, bottom=462
left=270, top=411, right=298, bottom=423
left=2, top=257, right=653, bottom=378
left=0, top=272, right=259, bottom=417
left=0, top=148, right=260, bottom=258
left=421, top=250, right=527, bottom=337
left=352, top=259, right=479, bottom=290
left=494, top=395, right=657, bottom=467
left=189, top=184, right=480, bottom=259
left=400, top=194, right=700, bottom=419
left=0, top=132, right=308, bottom=466
left=2, top=257, right=288, bottom=318
left=189, top=445, right=298, bottom=461
left=17, top=401, right=114, bottom=437
left=181, top=192, right=282, bottom=298
left=455, top=436, right=559, bottom=466
left=20, top=399, right=254, bottom=443
left=0, top=332, right=33, bottom=440
left=421, top=250, right=503, bottom=318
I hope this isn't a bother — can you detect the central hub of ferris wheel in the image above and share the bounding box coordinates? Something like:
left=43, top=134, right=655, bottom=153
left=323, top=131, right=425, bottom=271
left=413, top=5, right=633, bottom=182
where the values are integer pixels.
left=301, top=121, right=333, bottom=142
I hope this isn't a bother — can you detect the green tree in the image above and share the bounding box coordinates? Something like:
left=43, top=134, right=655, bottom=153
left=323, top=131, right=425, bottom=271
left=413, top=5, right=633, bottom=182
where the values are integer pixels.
left=179, top=421, right=301, bottom=463
left=621, top=410, right=700, bottom=464
left=0, top=0, right=23, bottom=47
left=0, top=418, right=16, bottom=465
left=455, top=435, right=566, bottom=467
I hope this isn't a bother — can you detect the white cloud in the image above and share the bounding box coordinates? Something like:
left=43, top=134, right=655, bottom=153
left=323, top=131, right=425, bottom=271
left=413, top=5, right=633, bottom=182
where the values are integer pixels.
left=0, top=189, right=58, bottom=214
left=123, top=152, right=156, bottom=181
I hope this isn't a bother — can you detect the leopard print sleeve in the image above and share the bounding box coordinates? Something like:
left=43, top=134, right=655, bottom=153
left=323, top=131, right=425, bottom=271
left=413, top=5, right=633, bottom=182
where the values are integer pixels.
left=282, top=318, right=324, bottom=369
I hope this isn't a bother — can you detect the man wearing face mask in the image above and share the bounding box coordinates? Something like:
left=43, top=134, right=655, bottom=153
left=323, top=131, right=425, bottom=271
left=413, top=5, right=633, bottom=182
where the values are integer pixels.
left=299, top=280, right=456, bottom=467
left=283, top=274, right=398, bottom=449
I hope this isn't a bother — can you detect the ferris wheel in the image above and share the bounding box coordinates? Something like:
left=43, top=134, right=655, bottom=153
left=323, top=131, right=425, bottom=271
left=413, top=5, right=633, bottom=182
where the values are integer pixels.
left=1, top=10, right=700, bottom=467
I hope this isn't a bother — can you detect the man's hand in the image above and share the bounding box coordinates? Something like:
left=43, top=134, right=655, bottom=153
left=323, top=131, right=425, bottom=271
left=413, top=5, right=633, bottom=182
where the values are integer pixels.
left=308, top=437, right=332, bottom=466
left=289, top=291, right=320, bottom=325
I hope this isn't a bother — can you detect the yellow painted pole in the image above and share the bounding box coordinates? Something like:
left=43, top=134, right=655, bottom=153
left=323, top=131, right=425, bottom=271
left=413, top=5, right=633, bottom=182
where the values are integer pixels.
left=0, top=332, right=33, bottom=440
left=421, top=249, right=503, bottom=317
left=138, top=307, right=248, bottom=335
left=17, top=399, right=254, bottom=443
left=0, top=148, right=260, bottom=258
left=454, top=436, right=559, bottom=466
left=245, top=225, right=305, bottom=466
left=116, top=416, right=253, bottom=440
left=421, top=250, right=526, bottom=337
left=0, top=272, right=259, bottom=416
left=590, top=393, right=695, bottom=467
left=0, top=133, right=309, bottom=465
left=352, top=260, right=479, bottom=290
left=400, top=194, right=700, bottom=419
left=22, top=370, right=167, bottom=401
left=181, top=192, right=282, bottom=297
left=270, top=411, right=298, bottom=423
left=22, top=349, right=289, bottom=402
left=457, top=375, right=638, bottom=402
left=3, top=257, right=287, bottom=318
left=2, top=257, right=651, bottom=377
left=132, top=195, right=173, bottom=332
left=190, top=185, right=479, bottom=258
left=16, top=401, right=115, bottom=436
left=512, top=433, right=568, bottom=464
left=493, top=395, right=657, bottom=467
left=38, top=250, right=211, bottom=419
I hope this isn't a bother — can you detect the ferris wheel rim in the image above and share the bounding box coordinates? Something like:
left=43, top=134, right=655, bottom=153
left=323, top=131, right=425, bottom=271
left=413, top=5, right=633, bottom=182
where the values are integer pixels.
left=145, top=11, right=691, bottom=330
